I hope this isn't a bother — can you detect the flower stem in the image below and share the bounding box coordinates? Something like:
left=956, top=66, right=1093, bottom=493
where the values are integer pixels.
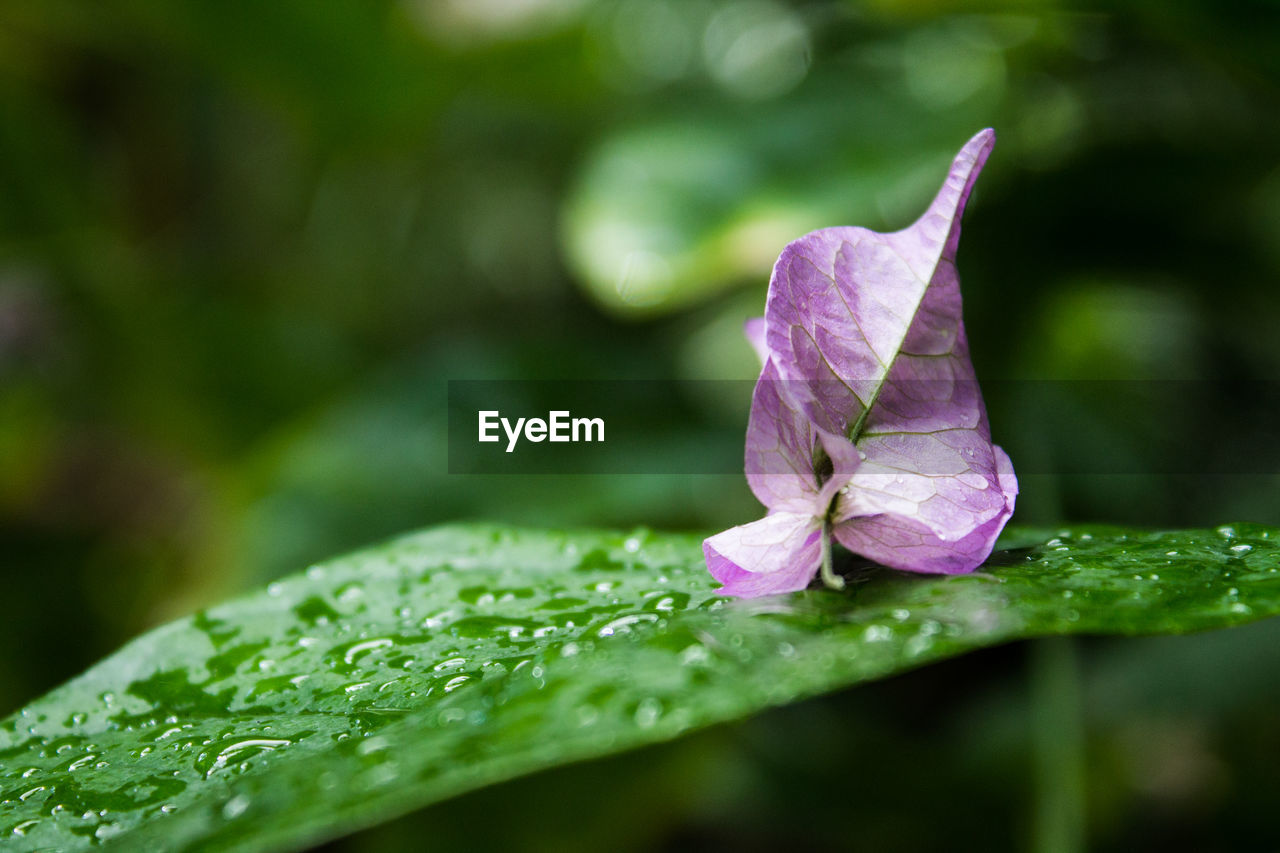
left=819, top=518, right=844, bottom=590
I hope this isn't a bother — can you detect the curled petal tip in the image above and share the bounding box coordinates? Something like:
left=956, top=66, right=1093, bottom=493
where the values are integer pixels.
left=942, top=127, right=996, bottom=210
left=906, top=127, right=996, bottom=265
left=957, top=129, right=996, bottom=167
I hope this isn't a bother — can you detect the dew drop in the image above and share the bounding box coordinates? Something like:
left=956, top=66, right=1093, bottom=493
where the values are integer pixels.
left=10, top=819, right=39, bottom=836
left=437, top=708, right=466, bottom=725
left=634, top=697, right=662, bottom=728
left=335, top=582, right=364, bottom=603
left=679, top=644, right=710, bottom=666
left=222, top=795, right=250, bottom=820
left=343, top=638, right=395, bottom=665
left=862, top=624, right=892, bottom=642
left=597, top=613, right=659, bottom=638
left=207, top=739, right=291, bottom=776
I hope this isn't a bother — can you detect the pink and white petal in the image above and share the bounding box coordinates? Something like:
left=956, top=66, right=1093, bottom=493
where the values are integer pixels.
left=764, top=228, right=920, bottom=436
left=761, top=129, right=997, bottom=440
left=833, top=443, right=1017, bottom=574
left=993, top=443, right=1019, bottom=515
left=745, top=360, right=826, bottom=513
left=813, top=427, right=862, bottom=511
left=834, top=429, right=1010, bottom=537
left=703, top=511, right=824, bottom=597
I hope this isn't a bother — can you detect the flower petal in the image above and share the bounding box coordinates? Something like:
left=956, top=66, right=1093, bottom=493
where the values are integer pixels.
left=745, top=361, right=860, bottom=514
left=703, top=511, right=824, bottom=597
left=887, top=127, right=995, bottom=278
left=833, top=444, right=1017, bottom=574
left=744, top=359, right=824, bottom=512
left=761, top=129, right=997, bottom=437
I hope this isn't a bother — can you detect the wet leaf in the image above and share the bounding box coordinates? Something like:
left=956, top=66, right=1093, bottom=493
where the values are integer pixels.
left=3, top=523, right=1279, bottom=851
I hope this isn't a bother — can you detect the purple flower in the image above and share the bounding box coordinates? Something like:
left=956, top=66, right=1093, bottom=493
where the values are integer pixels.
left=705, top=129, right=1018, bottom=597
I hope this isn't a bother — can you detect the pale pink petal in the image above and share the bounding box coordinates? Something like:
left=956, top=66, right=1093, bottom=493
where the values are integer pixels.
left=833, top=444, right=1017, bottom=574
left=703, top=512, right=824, bottom=597
left=761, top=129, right=997, bottom=438
left=745, top=360, right=827, bottom=513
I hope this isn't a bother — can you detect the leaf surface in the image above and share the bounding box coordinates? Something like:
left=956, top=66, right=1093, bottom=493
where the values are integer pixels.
left=3, top=523, right=1279, bottom=851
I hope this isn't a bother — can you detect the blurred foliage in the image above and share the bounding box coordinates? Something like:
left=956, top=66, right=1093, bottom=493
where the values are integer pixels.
left=1, top=0, right=1279, bottom=848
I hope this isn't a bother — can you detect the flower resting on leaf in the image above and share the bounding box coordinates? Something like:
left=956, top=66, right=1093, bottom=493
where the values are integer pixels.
left=704, top=129, right=1018, bottom=597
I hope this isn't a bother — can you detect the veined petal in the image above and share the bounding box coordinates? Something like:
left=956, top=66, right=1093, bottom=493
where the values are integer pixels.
left=703, top=512, right=824, bottom=597
left=833, top=445, right=1017, bottom=574
left=762, top=129, right=997, bottom=438
left=813, top=427, right=862, bottom=512
left=744, top=360, right=824, bottom=513
left=745, top=361, right=860, bottom=514
left=834, top=430, right=1008, bottom=538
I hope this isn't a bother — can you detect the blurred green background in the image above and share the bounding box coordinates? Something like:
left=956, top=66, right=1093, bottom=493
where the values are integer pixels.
left=3, top=0, right=1280, bottom=849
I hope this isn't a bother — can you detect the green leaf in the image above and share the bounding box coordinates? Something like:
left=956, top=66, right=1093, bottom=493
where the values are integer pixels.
left=3, top=523, right=1279, bottom=851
